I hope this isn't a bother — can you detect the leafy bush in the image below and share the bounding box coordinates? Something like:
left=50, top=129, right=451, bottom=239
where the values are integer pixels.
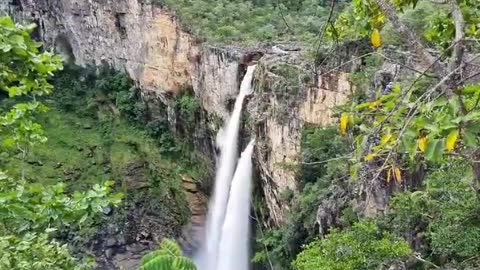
left=293, top=221, right=412, bottom=270
left=0, top=16, right=122, bottom=269
left=141, top=239, right=196, bottom=270
left=0, top=233, right=93, bottom=270
left=0, top=172, right=122, bottom=236
left=175, top=91, right=201, bottom=130
left=385, top=161, right=480, bottom=267
left=300, top=126, right=348, bottom=185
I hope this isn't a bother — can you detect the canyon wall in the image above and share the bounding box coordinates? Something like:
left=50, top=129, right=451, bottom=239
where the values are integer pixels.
left=3, top=0, right=353, bottom=227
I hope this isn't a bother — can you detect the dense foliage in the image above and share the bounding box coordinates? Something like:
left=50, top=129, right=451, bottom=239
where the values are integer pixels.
left=0, top=17, right=121, bottom=269
left=47, top=66, right=207, bottom=237
left=294, top=221, right=411, bottom=270
left=254, top=2, right=480, bottom=268
left=0, top=17, right=205, bottom=269
left=159, top=0, right=340, bottom=43
left=385, top=161, right=480, bottom=268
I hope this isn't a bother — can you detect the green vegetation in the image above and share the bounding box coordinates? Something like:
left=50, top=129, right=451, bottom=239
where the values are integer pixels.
left=384, top=161, right=480, bottom=268
left=3, top=0, right=480, bottom=268
left=159, top=0, right=335, bottom=43
left=0, top=16, right=207, bottom=268
left=253, top=126, right=348, bottom=268
left=141, top=239, right=197, bottom=270
left=260, top=1, right=480, bottom=270
left=294, top=221, right=411, bottom=270
left=0, top=17, right=121, bottom=269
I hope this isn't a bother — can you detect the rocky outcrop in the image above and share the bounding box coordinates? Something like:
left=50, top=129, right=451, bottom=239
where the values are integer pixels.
left=4, top=0, right=353, bottom=235
left=3, top=0, right=198, bottom=95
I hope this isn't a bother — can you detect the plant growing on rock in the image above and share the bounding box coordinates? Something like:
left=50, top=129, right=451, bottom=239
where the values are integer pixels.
left=293, top=221, right=411, bottom=270
left=384, top=161, right=480, bottom=268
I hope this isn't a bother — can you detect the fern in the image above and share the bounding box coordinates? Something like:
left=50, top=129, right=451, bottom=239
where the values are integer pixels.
left=140, top=239, right=196, bottom=270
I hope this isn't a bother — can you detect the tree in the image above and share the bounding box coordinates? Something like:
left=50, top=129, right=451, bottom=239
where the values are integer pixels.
left=0, top=16, right=122, bottom=269
left=293, top=221, right=411, bottom=270
left=335, top=0, right=480, bottom=203
left=140, top=239, right=197, bottom=270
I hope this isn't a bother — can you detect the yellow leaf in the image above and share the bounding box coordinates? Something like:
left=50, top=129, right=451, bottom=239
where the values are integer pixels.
left=446, top=129, right=459, bottom=152
left=380, top=134, right=392, bottom=147
left=365, top=154, right=375, bottom=162
left=387, top=167, right=392, bottom=183
left=368, top=100, right=380, bottom=110
left=394, top=167, right=402, bottom=183
left=376, top=14, right=386, bottom=24
left=340, top=113, right=349, bottom=136
left=371, top=29, right=382, bottom=49
left=418, top=137, right=428, bottom=153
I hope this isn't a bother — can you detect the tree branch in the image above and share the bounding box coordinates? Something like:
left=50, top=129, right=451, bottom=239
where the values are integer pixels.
left=375, top=0, right=447, bottom=77
left=447, top=0, right=466, bottom=73
left=445, top=0, right=466, bottom=96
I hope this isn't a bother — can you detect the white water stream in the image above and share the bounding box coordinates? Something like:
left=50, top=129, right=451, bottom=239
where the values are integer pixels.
left=195, top=65, right=256, bottom=270
left=217, top=139, right=255, bottom=270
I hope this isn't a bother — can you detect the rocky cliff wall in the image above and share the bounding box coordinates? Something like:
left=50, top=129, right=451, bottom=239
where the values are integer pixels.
left=3, top=0, right=197, bottom=94
left=3, top=0, right=353, bottom=227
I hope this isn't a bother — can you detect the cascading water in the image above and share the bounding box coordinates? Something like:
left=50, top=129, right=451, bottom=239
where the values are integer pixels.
left=195, top=65, right=256, bottom=270
left=217, top=139, right=255, bottom=270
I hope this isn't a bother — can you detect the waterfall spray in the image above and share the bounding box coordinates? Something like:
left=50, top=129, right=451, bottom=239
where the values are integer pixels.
left=217, top=139, right=255, bottom=270
left=196, top=65, right=256, bottom=270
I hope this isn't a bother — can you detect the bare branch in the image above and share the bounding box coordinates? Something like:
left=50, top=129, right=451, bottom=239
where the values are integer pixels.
left=319, top=52, right=375, bottom=76
left=447, top=0, right=466, bottom=73
left=444, top=0, right=466, bottom=97
left=301, top=155, right=350, bottom=165
left=276, top=0, right=291, bottom=32
left=313, top=0, right=337, bottom=55
left=414, top=253, right=440, bottom=269
left=376, top=0, right=447, bottom=77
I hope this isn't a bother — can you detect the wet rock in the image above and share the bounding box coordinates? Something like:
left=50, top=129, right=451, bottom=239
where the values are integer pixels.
left=105, top=248, right=114, bottom=258
left=105, top=237, right=118, bottom=247
left=117, top=235, right=127, bottom=246
left=126, top=244, right=149, bottom=253
left=103, top=206, right=113, bottom=216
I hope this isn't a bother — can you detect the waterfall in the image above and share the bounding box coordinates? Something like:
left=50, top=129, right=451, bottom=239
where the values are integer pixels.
left=196, top=65, right=256, bottom=270
left=217, top=139, right=255, bottom=270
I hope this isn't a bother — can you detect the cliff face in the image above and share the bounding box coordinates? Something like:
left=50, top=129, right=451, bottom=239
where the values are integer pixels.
left=4, top=0, right=352, bottom=226
left=5, top=0, right=197, bottom=94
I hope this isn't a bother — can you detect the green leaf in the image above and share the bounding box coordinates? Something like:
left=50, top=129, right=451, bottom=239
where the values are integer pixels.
left=425, top=138, right=444, bottom=163
left=463, top=130, right=478, bottom=147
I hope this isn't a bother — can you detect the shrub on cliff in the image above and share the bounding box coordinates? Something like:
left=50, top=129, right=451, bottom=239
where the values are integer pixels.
left=293, top=221, right=412, bottom=270
left=384, top=161, right=480, bottom=268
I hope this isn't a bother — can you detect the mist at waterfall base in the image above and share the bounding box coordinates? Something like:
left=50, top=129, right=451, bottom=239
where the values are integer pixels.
left=194, top=65, right=256, bottom=270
